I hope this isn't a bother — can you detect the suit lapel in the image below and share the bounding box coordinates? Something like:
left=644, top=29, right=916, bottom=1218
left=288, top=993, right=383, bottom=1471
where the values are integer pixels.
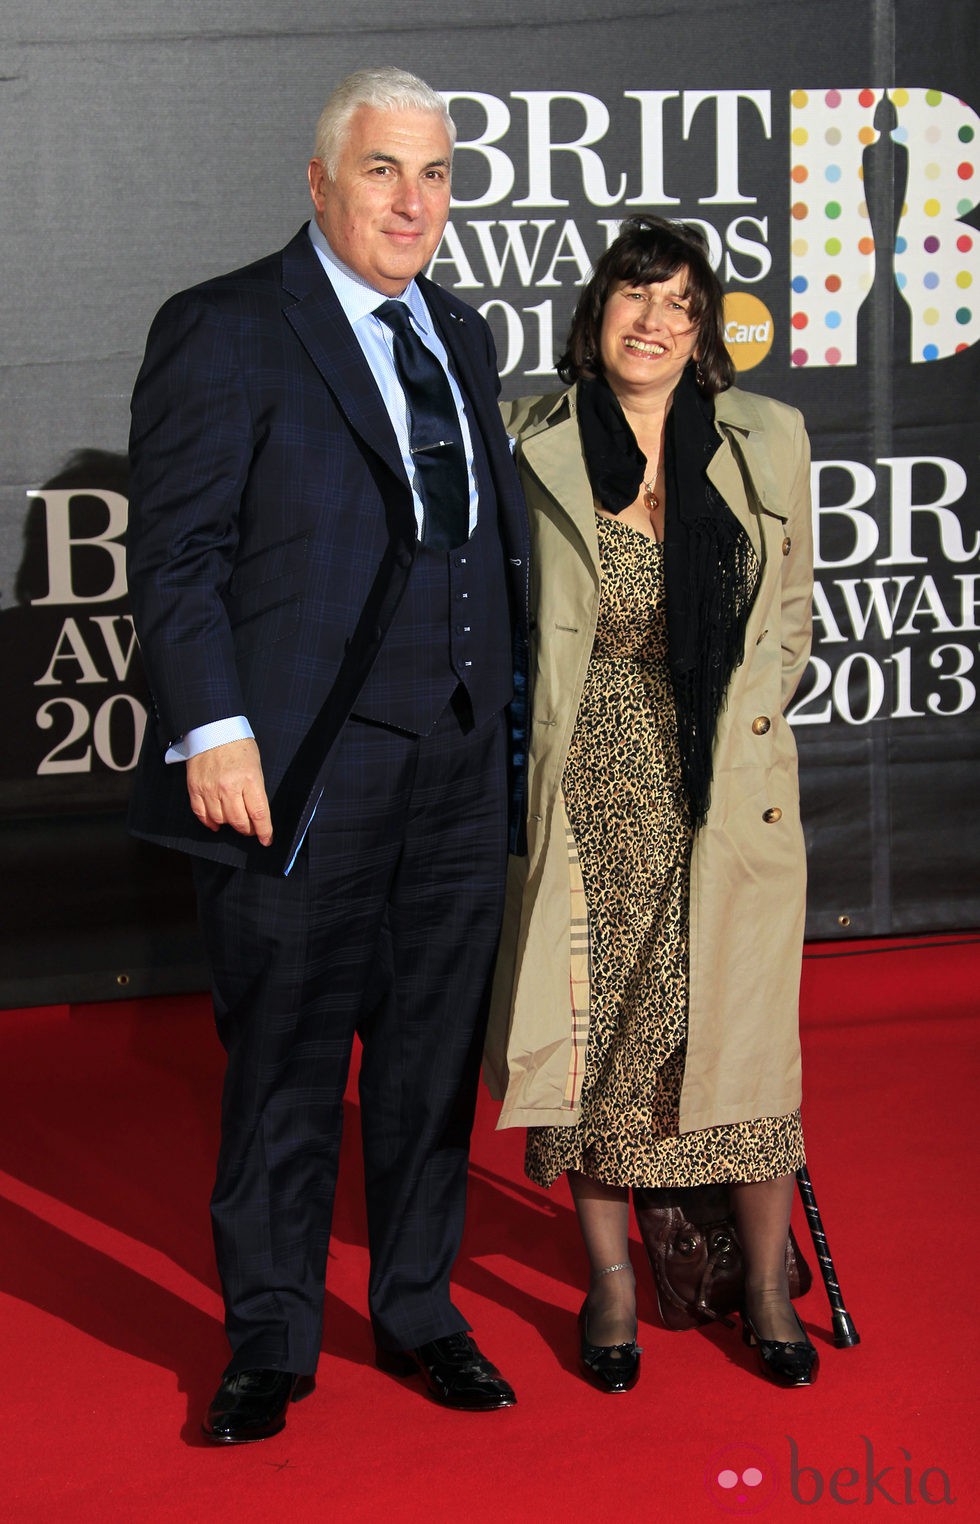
left=419, top=278, right=488, bottom=396
left=420, top=279, right=507, bottom=471
left=420, top=277, right=532, bottom=573
left=279, top=232, right=408, bottom=492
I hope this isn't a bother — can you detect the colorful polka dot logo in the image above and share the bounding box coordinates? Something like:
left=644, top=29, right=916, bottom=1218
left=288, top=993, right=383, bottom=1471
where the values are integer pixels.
left=790, top=87, right=978, bottom=366
left=705, top=1444, right=781, bottom=1513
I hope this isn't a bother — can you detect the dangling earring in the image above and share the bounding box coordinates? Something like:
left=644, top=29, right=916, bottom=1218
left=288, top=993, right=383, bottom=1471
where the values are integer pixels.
left=695, top=359, right=705, bottom=390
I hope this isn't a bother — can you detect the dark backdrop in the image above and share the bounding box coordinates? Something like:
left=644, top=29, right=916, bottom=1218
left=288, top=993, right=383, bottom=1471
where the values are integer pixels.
left=1, top=1, right=977, bottom=1004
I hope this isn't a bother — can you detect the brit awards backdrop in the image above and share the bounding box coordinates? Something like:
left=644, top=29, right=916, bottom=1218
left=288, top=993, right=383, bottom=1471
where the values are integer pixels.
left=1, top=0, right=977, bottom=1003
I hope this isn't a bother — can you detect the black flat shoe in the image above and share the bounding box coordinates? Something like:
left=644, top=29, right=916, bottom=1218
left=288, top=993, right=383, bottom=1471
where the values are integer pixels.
left=578, top=1303, right=641, bottom=1394
left=202, top=1367, right=316, bottom=1444
left=741, top=1305, right=819, bottom=1388
left=376, top=1332, right=516, bottom=1411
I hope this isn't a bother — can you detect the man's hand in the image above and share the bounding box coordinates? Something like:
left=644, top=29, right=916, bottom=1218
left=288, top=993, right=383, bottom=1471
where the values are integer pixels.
left=185, top=737, right=273, bottom=845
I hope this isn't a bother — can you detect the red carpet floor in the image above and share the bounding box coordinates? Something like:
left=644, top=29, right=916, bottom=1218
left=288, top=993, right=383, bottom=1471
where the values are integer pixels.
left=1, top=934, right=977, bottom=1521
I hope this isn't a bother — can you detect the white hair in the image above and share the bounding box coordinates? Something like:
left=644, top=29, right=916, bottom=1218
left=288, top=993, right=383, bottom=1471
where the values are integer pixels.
left=314, top=67, right=456, bottom=178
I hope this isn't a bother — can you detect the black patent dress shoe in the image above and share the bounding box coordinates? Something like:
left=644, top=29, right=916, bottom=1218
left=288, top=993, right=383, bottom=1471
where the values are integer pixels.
left=578, top=1303, right=642, bottom=1394
left=741, top=1305, right=819, bottom=1388
left=202, top=1368, right=316, bottom=1444
left=376, top=1332, right=517, bottom=1410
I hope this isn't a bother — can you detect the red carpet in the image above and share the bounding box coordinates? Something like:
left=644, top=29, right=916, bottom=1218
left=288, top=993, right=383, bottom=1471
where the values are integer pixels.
left=1, top=935, right=977, bottom=1520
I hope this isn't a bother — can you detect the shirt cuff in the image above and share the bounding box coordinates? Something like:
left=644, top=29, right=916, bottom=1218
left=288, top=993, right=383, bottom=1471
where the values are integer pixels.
left=165, top=716, right=254, bottom=764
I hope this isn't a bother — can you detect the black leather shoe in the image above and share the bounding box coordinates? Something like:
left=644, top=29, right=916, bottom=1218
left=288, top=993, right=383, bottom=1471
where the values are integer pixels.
left=741, top=1305, right=819, bottom=1388
left=376, top=1332, right=516, bottom=1410
left=578, top=1303, right=642, bottom=1394
left=202, top=1368, right=316, bottom=1444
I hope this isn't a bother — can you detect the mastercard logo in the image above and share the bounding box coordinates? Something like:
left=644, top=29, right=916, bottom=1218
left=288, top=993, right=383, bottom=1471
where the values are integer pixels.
left=723, top=293, right=775, bottom=371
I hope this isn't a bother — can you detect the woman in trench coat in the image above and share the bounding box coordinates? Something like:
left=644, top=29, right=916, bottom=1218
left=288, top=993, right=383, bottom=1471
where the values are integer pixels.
left=485, top=216, right=816, bottom=1391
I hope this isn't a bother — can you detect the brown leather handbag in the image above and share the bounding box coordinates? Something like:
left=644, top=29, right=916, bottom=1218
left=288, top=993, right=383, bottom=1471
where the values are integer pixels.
left=632, top=1184, right=812, bottom=1331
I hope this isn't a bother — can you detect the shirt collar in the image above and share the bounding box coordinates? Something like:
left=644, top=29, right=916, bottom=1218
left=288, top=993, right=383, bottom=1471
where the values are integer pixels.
left=307, top=218, right=431, bottom=334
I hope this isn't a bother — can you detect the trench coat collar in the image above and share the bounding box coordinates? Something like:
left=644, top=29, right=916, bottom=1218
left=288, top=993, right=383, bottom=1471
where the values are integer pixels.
left=709, top=388, right=783, bottom=560
left=519, top=383, right=771, bottom=566
left=517, top=389, right=599, bottom=578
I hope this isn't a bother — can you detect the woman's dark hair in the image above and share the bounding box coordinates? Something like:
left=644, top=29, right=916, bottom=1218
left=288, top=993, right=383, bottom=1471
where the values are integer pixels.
left=557, top=214, right=735, bottom=396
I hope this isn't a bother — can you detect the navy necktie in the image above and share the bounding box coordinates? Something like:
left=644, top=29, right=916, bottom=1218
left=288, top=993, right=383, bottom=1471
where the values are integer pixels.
left=375, top=299, right=470, bottom=550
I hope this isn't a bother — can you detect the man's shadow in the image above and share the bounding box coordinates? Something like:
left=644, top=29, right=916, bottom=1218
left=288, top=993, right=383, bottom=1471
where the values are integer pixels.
left=3, top=996, right=777, bottom=1439
left=0, top=997, right=230, bottom=1442
left=0, top=998, right=611, bottom=1441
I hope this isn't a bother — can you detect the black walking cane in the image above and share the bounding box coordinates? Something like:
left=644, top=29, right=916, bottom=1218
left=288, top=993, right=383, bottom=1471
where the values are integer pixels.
left=795, top=1165, right=860, bottom=1347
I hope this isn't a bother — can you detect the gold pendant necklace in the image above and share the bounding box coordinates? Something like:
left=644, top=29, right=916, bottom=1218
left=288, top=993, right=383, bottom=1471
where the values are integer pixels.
left=643, top=479, right=661, bottom=524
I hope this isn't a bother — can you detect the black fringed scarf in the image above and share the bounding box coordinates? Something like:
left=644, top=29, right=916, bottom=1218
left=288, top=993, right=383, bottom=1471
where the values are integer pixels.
left=577, top=366, right=759, bottom=831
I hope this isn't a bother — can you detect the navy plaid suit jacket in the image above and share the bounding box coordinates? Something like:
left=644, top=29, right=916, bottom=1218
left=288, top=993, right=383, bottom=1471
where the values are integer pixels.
left=127, top=227, right=529, bottom=873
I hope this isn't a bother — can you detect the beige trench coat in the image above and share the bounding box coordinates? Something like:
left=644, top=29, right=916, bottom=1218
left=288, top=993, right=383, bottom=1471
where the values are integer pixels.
left=485, top=384, right=813, bottom=1135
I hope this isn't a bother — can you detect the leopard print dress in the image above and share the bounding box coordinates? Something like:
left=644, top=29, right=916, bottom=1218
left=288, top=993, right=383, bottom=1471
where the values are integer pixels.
left=525, top=515, right=805, bottom=1189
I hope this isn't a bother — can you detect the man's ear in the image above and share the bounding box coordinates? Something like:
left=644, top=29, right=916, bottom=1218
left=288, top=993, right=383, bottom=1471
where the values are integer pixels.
left=308, top=158, right=328, bottom=214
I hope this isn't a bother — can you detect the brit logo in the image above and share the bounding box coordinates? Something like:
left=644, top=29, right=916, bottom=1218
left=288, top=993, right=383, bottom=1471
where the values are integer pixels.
left=789, top=87, right=979, bottom=366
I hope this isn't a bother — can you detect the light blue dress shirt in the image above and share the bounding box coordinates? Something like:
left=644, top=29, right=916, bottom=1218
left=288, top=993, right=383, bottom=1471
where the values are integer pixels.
left=166, top=218, right=478, bottom=765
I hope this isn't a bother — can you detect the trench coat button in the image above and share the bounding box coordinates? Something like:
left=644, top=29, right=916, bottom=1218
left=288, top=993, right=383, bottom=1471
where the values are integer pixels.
left=751, top=716, right=771, bottom=735
left=782, top=535, right=792, bottom=556
left=762, top=806, right=782, bottom=823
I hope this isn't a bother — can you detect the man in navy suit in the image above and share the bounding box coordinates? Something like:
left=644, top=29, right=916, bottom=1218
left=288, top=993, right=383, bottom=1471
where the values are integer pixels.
left=127, top=67, right=529, bottom=1443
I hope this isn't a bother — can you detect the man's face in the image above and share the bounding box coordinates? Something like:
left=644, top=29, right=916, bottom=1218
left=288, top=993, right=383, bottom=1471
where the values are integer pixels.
left=308, top=105, right=452, bottom=295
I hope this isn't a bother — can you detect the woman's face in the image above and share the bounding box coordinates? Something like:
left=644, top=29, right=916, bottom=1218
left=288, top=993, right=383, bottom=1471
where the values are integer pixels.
left=598, top=268, right=700, bottom=401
